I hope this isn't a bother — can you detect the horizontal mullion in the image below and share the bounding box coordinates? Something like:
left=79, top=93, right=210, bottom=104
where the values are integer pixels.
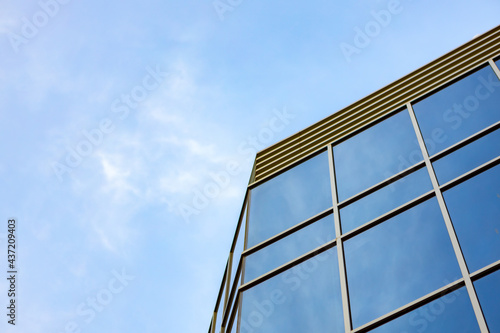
left=470, top=259, right=500, bottom=281
left=338, top=161, right=426, bottom=209
left=239, top=238, right=337, bottom=292
left=242, top=207, right=333, bottom=257
left=340, top=189, right=435, bottom=242
left=429, top=119, right=500, bottom=162
left=353, top=278, right=465, bottom=333
left=440, top=155, right=500, bottom=192
left=255, top=109, right=402, bottom=181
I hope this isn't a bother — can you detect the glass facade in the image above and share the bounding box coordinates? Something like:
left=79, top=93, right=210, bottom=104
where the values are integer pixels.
left=244, top=214, right=335, bottom=283
left=433, top=127, right=500, bottom=184
left=412, top=65, right=500, bottom=156
left=475, top=270, right=500, bottom=332
left=333, top=109, right=423, bottom=202
left=443, top=164, right=500, bottom=273
left=369, top=286, right=480, bottom=333
left=246, top=150, right=332, bottom=249
left=339, top=166, right=432, bottom=233
left=241, top=250, right=344, bottom=333
left=209, top=35, right=500, bottom=333
left=345, top=198, right=461, bottom=327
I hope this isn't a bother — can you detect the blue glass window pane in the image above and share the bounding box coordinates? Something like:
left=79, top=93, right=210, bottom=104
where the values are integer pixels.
left=345, top=198, right=462, bottom=328
left=247, top=151, right=332, bottom=248
left=413, top=65, right=500, bottom=155
left=443, top=164, right=500, bottom=273
left=334, top=110, right=423, bottom=202
left=340, top=167, right=432, bottom=233
left=434, top=127, right=500, bottom=184
left=245, top=215, right=335, bottom=282
left=475, top=269, right=500, bottom=332
left=368, top=287, right=479, bottom=333
left=241, top=249, right=344, bottom=333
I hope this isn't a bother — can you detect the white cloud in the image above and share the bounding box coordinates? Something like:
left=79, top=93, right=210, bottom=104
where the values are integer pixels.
left=98, top=152, right=140, bottom=200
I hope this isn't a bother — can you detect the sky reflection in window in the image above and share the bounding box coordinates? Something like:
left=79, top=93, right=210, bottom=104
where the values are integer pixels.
left=245, top=214, right=335, bottom=282
left=334, top=110, right=422, bottom=202
left=368, top=286, right=479, bottom=333
left=340, top=167, right=432, bottom=233
left=344, top=198, right=461, bottom=328
left=413, top=65, right=500, bottom=155
left=474, top=269, right=500, bottom=333
left=247, top=151, right=332, bottom=248
left=443, top=164, right=500, bottom=273
left=241, top=249, right=344, bottom=333
left=433, top=127, right=500, bottom=184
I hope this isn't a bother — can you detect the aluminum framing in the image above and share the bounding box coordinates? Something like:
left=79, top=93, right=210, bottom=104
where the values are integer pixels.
left=208, top=28, right=500, bottom=333
left=230, top=114, right=500, bottom=332
left=407, top=102, right=489, bottom=332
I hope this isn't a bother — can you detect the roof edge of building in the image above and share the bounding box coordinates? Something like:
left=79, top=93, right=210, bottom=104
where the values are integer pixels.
left=252, top=25, right=500, bottom=184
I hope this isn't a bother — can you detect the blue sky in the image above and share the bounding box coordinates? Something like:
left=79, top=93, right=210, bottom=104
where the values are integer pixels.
left=0, top=1, right=499, bottom=332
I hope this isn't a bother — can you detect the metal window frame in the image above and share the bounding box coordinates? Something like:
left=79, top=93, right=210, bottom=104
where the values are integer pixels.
left=226, top=125, right=500, bottom=332
left=227, top=120, right=500, bottom=332
left=221, top=156, right=500, bottom=333
left=210, top=25, right=500, bottom=333
left=243, top=207, right=333, bottom=257
left=328, top=144, right=352, bottom=333
left=209, top=188, right=250, bottom=333
left=407, top=102, right=489, bottom=332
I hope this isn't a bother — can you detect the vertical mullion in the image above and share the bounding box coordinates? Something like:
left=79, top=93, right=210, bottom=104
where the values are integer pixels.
left=236, top=201, right=249, bottom=333
left=328, top=145, right=352, bottom=333
left=225, top=253, right=233, bottom=311
left=488, top=59, right=500, bottom=80
left=236, top=275, right=243, bottom=333
left=406, top=103, right=489, bottom=333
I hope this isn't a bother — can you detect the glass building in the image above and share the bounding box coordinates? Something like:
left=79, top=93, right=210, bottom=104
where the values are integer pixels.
left=209, top=25, right=500, bottom=333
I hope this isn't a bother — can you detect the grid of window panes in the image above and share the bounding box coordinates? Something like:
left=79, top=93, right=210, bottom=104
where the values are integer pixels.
left=209, top=59, right=500, bottom=333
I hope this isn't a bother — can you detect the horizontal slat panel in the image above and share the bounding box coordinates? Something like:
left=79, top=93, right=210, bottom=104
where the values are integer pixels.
left=253, top=25, right=500, bottom=184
